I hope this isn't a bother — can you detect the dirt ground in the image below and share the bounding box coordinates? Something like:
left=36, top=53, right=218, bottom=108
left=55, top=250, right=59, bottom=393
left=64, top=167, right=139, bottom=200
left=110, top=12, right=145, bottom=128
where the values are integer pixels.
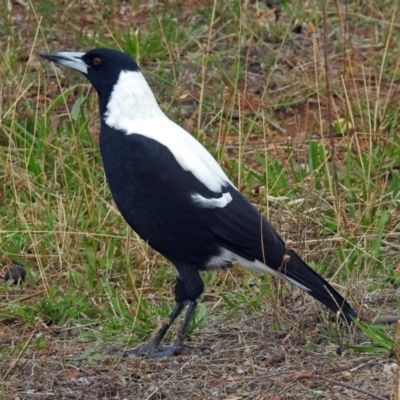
left=1, top=286, right=397, bottom=400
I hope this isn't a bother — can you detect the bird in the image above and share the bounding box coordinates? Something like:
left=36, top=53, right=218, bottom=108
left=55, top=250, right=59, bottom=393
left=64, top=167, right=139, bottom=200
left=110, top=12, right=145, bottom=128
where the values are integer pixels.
left=40, top=48, right=357, bottom=358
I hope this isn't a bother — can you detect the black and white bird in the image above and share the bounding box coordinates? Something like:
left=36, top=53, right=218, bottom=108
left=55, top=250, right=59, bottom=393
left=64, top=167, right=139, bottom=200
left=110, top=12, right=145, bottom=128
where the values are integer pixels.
left=41, top=48, right=357, bottom=358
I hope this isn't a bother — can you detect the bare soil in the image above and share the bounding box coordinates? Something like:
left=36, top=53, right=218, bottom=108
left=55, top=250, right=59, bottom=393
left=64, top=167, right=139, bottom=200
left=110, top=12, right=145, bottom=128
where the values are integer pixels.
left=1, top=285, right=397, bottom=400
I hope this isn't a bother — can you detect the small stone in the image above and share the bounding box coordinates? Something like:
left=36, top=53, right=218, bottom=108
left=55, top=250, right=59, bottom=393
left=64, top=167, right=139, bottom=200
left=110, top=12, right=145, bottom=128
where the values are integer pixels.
left=342, top=371, right=352, bottom=381
left=390, top=363, right=399, bottom=373
left=383, top=363, right=399, bottom=375
left=4, top=265, right=26, bottom=284
left=139, top=360, right=148, bottom=369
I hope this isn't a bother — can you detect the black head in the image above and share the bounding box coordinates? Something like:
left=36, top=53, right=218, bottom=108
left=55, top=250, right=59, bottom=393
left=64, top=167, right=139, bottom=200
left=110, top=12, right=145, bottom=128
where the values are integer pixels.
left=41, top=48, right=140, bottom=99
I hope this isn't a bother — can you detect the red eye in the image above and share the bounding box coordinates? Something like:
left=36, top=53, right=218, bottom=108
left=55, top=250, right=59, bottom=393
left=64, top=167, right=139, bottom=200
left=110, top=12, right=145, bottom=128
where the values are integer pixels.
left=92, top=57, right=102, bottom=66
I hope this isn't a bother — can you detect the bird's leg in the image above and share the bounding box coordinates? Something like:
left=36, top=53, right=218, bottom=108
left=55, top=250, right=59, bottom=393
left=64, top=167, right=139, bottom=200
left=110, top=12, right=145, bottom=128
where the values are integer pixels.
left=122, top=301, right=186, bottom=357
left=136, top=299, right=211, bottom=359
left=148, top=301, right=186, bottom=346
left=170, top=300, right=198, bottom=352
left=124, top=267, right=211, bottom=358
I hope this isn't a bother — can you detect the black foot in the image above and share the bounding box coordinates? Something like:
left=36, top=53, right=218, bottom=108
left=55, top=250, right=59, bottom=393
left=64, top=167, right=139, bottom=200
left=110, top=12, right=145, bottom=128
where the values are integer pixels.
left=122, top=340, right=213, bottom=359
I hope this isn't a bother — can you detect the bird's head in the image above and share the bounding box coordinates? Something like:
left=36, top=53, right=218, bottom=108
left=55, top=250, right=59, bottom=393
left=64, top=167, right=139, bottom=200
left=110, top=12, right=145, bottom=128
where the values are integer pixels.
left=41, top=48, right=140, bottom=95
left=40, top=48, right=162, bottom=123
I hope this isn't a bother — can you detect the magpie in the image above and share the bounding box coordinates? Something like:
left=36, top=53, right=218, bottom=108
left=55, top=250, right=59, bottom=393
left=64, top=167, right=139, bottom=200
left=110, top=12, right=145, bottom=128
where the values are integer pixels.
left=41, top=48, right=357, bottom=358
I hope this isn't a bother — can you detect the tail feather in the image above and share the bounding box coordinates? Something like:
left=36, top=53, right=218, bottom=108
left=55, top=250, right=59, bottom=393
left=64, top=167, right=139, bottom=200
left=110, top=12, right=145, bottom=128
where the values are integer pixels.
left=281, top=250, right=357, bottom=322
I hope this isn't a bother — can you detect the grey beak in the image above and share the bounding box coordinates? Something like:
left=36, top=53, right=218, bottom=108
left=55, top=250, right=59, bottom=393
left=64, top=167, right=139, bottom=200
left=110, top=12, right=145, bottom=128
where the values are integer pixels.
left=40, top=51, right=88, bottom=74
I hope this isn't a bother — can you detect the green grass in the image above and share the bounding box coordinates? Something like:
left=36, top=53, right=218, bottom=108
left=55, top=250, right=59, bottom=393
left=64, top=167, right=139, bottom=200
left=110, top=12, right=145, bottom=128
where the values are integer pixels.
left=1, top=0, right=400, bottom=371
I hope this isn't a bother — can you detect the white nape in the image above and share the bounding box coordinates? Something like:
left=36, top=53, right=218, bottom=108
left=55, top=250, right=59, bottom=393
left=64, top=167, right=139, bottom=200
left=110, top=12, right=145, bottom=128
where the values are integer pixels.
left=105, top=70, right=164, bottom=123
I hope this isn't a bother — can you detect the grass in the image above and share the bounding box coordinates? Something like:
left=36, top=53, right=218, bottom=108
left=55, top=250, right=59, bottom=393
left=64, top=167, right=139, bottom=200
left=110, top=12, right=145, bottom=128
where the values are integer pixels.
left=1, top=0, right=400, bottom=398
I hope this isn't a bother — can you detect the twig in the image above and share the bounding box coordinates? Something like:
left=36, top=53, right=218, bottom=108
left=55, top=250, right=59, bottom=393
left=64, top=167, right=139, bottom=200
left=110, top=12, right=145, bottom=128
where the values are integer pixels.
left=349, top=360, right=379, bottom=373
left=15, top=290, right=46, bottom=302
left=292, top=373, right=387, bottom=400
left=261, top=111, right=289, bottom=136
left=371, top=315, right=400, bottom=325
left=322, top=1, right=340, bottom=199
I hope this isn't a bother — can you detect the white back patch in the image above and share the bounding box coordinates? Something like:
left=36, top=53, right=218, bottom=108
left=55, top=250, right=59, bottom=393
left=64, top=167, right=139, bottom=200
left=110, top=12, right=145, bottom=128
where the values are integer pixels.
left=104, top=71, right=234, bottom=193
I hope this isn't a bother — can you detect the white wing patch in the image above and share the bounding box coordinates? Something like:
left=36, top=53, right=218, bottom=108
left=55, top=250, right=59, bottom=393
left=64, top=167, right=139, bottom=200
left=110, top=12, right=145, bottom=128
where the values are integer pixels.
left=207, top=247, right=311, bottom=292
left=191, top=191, right=232, bottom=208
left=104, top=71, right=234, bottom=193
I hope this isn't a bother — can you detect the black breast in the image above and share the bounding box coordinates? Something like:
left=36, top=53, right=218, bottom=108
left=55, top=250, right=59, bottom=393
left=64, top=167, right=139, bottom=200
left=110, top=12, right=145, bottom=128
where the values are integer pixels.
left=99, top=126, right=223, bottom=268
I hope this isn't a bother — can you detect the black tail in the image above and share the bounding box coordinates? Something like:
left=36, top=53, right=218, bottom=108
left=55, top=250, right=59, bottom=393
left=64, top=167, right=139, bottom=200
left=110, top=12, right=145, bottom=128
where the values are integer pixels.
left=282, top=250, right=357, bottom=322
